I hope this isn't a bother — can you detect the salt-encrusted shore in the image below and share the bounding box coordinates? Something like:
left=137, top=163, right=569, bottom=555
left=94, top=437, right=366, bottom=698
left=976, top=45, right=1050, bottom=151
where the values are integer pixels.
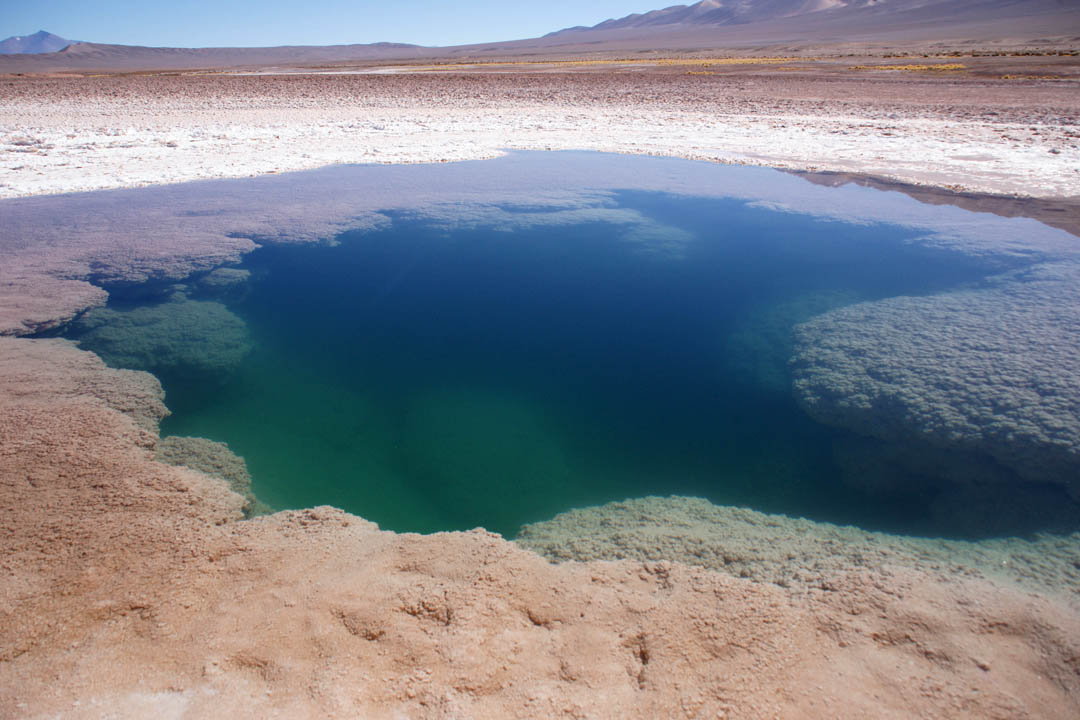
left=2, top=68, right=1078, bottom=201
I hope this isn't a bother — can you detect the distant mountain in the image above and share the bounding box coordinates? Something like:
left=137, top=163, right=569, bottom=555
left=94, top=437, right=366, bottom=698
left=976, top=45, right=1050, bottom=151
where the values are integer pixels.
left=0, top=30, right=71, bottom=54
left=548, top=0, right=1074, bottom=36
left=0, top=40, right=425, bottom=72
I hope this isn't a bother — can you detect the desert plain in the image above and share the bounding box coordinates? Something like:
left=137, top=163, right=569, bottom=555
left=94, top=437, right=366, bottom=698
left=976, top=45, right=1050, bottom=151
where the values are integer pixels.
left=2, top=42, right=1080, bottom=720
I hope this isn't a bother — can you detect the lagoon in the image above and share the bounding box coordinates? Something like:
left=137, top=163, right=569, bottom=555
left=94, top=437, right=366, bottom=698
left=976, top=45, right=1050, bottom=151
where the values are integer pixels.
left=53, top=153, right=1080, bottom=538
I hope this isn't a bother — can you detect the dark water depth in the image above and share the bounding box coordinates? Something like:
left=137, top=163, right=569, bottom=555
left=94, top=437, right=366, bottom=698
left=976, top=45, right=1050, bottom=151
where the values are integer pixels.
left=116, top=189, right=1002, bottom=537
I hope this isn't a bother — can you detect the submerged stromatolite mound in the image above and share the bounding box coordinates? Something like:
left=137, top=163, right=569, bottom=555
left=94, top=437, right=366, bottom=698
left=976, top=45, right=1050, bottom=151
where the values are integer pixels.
left=515, top=495, right=1080, bottom=602
left=723, top=290, right=862, bottom=395
left=791, top=260, right=1080, bottom=502
left=70, top=291, right=252, bottom=381
left=191, top=267, right=252, bottom=301
left=156, top=436, right=270, bottom=517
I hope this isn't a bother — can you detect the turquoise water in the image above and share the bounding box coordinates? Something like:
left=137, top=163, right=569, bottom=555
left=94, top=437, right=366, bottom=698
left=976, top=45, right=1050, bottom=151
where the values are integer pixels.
left=114, top=187, right=1003, bottom=537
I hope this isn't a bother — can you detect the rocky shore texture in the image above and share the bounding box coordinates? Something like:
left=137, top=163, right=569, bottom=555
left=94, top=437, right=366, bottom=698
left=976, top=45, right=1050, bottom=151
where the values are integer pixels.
left=2, top=68, right=1080, bottom=716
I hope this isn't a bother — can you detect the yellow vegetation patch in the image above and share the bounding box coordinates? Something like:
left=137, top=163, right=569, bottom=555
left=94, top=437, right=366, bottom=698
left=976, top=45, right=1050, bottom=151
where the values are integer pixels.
left=660, top=57, right=805, bottom=66
left=850, top=63, right=967, bottom=72
left=407, top=56, right=813, bottom=72
left=1000, top=74, right=1066, bottom=80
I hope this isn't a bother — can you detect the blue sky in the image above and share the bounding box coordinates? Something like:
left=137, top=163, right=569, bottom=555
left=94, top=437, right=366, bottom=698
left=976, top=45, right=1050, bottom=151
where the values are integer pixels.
left=2, top=1, right=662, bottom=48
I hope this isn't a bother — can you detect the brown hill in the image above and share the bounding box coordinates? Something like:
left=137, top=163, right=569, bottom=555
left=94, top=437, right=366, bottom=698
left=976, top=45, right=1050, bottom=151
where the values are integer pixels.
left=550, top=0, right=1071, bottom=34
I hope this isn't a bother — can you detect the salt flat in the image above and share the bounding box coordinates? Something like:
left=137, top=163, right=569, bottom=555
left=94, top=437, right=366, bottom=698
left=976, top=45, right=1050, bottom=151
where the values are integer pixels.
left=2, top=59, right=1078, bottom=201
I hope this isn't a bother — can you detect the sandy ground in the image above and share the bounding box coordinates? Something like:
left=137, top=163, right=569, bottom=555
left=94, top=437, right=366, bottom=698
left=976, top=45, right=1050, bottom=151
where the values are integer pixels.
left=2, top=63, right=1080, bottom=717
left=2, top=58, right=1079, bottom=200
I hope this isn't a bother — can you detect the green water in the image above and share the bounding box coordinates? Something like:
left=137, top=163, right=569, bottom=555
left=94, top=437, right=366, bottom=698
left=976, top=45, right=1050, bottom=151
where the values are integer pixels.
left=95, top=188, right=997, bottom=537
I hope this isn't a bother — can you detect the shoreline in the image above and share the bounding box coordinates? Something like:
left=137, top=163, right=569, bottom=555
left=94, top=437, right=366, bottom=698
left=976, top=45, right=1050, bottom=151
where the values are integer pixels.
left=791, top=169, right=1080, bottom=238
left=3, top=67, right=1078, bottom=204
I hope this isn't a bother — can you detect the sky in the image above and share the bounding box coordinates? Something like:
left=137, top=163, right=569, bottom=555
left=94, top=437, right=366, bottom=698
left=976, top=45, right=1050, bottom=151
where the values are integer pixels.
left=1, top=1, right=664, bottom=48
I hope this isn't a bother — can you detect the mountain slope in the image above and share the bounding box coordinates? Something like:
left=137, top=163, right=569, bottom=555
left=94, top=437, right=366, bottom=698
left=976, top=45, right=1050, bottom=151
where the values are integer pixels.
left=549, top=0, right=1075, bottom=36
left=562, top=0, right=851, bottom=32
left=0, top=30, right=71, bottom=54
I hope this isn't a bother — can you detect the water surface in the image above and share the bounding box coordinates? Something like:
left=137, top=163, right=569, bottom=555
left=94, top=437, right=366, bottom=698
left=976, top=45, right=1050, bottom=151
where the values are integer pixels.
left=136, top=190, right=997, bottom=536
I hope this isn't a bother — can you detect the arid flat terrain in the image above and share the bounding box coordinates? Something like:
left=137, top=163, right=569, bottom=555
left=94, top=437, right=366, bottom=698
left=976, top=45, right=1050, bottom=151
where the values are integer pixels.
left=2, top=49, right=1080, bottom=718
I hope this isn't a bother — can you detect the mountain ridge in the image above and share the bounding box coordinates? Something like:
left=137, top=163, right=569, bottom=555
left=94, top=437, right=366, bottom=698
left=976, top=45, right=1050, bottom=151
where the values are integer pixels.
left=1, top=1, right=1077, bottom=73
left=0, top=30, right=72, bottom=55
left=548, top=0, right=1072, bottom=36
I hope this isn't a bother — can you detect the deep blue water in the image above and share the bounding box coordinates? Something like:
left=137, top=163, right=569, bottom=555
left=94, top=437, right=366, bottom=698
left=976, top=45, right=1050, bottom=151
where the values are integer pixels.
left=143, top=189, right=996, bottom=536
